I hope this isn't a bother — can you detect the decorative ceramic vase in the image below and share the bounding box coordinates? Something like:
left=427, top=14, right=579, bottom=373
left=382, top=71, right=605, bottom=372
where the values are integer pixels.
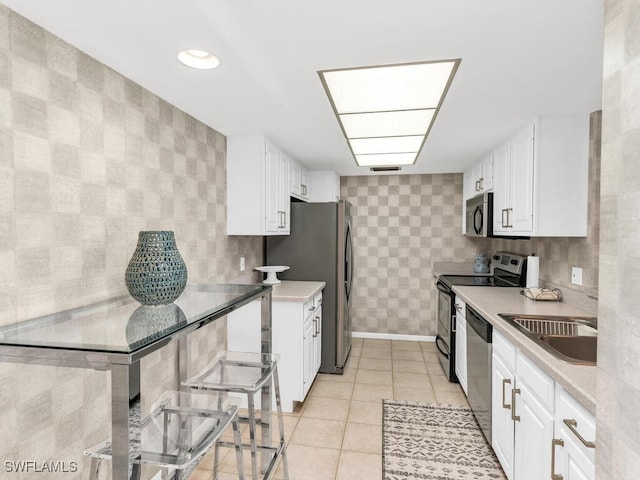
left=125, top=231, right=187, bottom=305
left=473, top=252, right=490, bottom=273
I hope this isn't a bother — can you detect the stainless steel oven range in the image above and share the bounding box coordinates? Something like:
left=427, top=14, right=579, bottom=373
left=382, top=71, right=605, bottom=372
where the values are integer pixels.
left=435, top=251, right=527, bottom=382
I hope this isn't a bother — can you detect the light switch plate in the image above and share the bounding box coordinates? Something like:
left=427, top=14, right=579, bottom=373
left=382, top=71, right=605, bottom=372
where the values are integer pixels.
left=571, top=267, right=583, bottom=286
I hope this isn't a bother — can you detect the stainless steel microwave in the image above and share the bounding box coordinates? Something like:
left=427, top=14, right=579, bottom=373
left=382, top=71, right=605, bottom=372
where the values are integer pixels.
left=465, top=192, right=493, bottom=237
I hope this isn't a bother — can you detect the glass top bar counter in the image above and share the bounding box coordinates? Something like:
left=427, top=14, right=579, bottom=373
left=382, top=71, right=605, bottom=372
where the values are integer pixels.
left=0, top=283, right=274, bottom=480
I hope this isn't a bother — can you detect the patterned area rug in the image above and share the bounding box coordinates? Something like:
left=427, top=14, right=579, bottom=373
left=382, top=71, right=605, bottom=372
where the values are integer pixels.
left=382, top=400, right=507, bottom=480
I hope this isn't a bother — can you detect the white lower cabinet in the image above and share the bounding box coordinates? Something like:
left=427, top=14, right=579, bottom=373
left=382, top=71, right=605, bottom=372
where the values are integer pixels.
left=492, top=330, right=594, bottom=480
left=227, top=291, right=323, bottom=412
left=551, top=386, right=596, bottom=480
left=454, top=295, right=467, bottom=393
left=513, top=352, right=554, bottom=480
left=492, top=352, right=516, bottom=479
left=302, top=302, right=321, bottom=397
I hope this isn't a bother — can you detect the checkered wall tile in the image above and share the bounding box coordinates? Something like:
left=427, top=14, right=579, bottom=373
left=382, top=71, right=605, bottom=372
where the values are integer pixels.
left=0, top=6, right=262, bottom=476
left=341, top=174, right=481, bottom=336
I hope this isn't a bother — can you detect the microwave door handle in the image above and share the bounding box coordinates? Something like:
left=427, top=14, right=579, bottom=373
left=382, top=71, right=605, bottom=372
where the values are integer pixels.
left=474, top=205, right=483, bottom=234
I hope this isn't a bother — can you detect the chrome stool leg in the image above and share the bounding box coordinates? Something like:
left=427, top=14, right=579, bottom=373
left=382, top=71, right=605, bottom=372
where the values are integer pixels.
left=232, top=416, right=245, bottom=480
left=272, top=367, right=289, bottom=480
left=247, top=394, right=259, bottom=480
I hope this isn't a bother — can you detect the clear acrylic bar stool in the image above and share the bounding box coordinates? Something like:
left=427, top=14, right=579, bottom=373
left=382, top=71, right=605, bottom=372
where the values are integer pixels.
left=84, top=390, right=244, bottom=480
left=183, top=351, right=289, bottom=480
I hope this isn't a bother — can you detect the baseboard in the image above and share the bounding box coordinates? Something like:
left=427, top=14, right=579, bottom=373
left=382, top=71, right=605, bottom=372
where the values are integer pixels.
left=352, top=331, right=435, bottom=342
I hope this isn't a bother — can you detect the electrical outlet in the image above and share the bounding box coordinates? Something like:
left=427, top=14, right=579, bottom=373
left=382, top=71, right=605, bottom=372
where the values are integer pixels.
left=571, top=267, right=583, bottom=286
left=240, top=256, right=245, bottom=272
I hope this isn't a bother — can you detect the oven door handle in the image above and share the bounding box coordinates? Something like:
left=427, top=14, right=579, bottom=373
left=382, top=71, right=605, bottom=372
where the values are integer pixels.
left=435, top=335, right=450, bottom=359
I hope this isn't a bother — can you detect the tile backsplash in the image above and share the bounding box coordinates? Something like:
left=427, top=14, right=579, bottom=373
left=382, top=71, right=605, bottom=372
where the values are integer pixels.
left=0, top=6, right=262, bottom=477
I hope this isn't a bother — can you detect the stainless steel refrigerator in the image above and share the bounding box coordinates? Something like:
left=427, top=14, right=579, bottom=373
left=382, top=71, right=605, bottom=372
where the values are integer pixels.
left=265, top=200, right=353, bottom=374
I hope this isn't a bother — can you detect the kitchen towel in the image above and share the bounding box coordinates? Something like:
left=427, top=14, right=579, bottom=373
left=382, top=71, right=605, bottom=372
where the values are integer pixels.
left=526, top=255, right=539, bottom=288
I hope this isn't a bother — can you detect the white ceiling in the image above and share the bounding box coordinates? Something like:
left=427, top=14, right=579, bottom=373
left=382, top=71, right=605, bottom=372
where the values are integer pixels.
left=1, top=0, right=604, bottom=176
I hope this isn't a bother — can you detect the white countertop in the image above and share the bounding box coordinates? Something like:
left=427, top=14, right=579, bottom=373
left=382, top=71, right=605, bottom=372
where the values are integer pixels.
left=271, top=280, right=326, bottom=302
left=452, top=285, right=597, bottom=414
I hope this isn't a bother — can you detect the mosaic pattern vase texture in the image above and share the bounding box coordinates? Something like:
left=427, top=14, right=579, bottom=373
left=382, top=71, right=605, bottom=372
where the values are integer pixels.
left=125, top=231, right=188, bottom=306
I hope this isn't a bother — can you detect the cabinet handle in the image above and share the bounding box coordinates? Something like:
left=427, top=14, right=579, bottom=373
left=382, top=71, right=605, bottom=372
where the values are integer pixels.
left=315, top=315, right=320, bottom=335
left=501, top=378, right=512, bottom=409
left=479, top=177, right=484, bottom=191
left=507, top=208, right=513, bottom=228
left=309, top=305, right=316, bottom=311
left=277, top=211, right=286, bottom=228
left=454, top=303, right=462, bottom=312
left=451, top=315, right=456, bottom=333
left=501, top=208, right=508, bottom=228
left=301, top=184, right=307, bottom=195
left=511, top=388, right=521, bottom=421
left=551, top=438, right=564, bottom=480
left=312, top=318, right=317, bottom=337
left=563, top=419, right=596, bottom=449
left=475, top=180, right=481, bottom=192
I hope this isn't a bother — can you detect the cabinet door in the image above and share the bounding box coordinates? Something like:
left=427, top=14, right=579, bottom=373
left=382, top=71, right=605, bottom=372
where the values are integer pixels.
left=455, top=316, right=467, bottom=393
left=300, top=167, right=310, bottom=199
left=265, top=142, right=281, bottom=233
left=491, top=353, right=515, bottom=480
left=302, top=317, right=314, bottom=395
left=509, top=123, right=535, bottom=233
left=278, top=153, right=290, bottom=233
left=492, top=142, right=510, bottom=234
left=513, top=381, right=554, bottom=480
left=482, top=154, right=494, bottom=191
left=553, top=427, right=595, bottom=480
left=290, top=158, right=302, bottom=197
left=313, top=306, right=322, bottom=373
left=472, top=163, right=483, bottom=194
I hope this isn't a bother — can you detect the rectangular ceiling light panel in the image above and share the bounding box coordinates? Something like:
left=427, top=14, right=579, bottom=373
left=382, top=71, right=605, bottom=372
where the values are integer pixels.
left=340, top=110, right=436, bottom=139
left=319, top=59, right=460, bottom=168
left=349, top=135, right=424, bottom=155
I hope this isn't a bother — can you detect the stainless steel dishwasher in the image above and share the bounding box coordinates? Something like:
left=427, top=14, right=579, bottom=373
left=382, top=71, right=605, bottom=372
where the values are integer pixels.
left=466, top=304, right=493, bottom=444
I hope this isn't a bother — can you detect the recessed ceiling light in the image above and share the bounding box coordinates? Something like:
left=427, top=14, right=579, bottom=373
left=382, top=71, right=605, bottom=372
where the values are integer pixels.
left=318, top=59, right=460, bottom=168
left=177, top=49, right=220, bottom=70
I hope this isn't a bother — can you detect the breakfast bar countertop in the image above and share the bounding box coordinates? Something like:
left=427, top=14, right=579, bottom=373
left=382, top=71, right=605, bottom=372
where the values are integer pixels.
left=452, top=285, right=597, bottom=414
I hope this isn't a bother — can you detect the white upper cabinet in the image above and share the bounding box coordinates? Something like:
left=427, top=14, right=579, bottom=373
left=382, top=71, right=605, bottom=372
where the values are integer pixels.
left=308, top=170, right=341, bottom=202
left=227, top=135, right=291, bottom=235
left=290, top=158, right=310, bottom=201
left=493, top=127, right=535, bottom=235
left=464, top=154, right=494, bottom=200
left=492, top=115, right=589, bottom=237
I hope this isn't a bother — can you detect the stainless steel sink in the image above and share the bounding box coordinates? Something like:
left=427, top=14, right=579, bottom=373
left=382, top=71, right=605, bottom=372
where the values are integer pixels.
left=498, top=314, right=597, bottom=365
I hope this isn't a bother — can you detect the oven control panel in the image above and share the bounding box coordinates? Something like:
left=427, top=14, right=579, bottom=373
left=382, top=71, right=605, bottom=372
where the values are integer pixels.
left=492, top=252, right=526, bottom=276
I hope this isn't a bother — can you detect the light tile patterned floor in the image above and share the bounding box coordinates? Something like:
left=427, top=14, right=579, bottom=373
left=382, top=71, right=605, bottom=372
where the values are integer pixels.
left=191, top=338, right=468, bottom=480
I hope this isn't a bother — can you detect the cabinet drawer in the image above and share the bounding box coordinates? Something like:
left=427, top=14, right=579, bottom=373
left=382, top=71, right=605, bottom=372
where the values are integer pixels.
left=556, top=386, right=595, bottom=459
left=493, top=330, right=516, bottom=371
left=517, top=350, right=554, bottom=412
